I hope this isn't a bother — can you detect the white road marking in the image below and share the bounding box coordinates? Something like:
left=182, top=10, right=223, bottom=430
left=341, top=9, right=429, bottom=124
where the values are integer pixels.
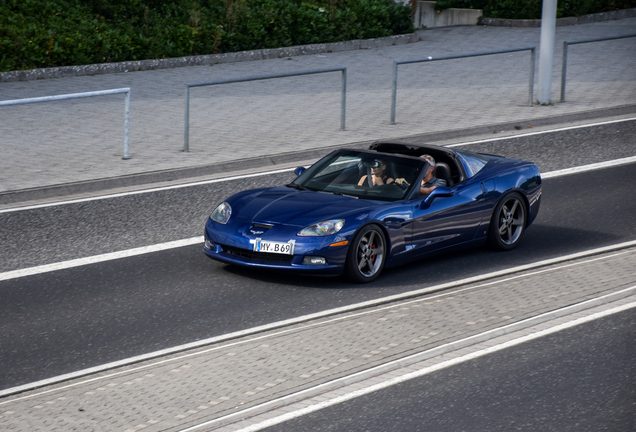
left=0, top=168, right=295, bottom=215
left=0, top=117, right=634, bottom=215
left=0, top=237, right=203, bottom=282
left=224, top=300, right=636, bottom=432
left=1, top=240, right=635, bottom=400
left=446, top=116, right=636, bottom=148
left=541, top=155, right=636, bottom=178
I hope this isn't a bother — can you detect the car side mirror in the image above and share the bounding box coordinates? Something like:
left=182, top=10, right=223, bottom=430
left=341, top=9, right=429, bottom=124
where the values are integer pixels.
left=294, top=166, right=306, bottom=176
left=423, top=186, right=454, bottom=206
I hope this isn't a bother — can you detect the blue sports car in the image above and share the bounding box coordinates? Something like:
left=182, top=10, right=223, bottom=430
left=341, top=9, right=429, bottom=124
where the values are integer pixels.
left=204, top=142, right=542, bottom=282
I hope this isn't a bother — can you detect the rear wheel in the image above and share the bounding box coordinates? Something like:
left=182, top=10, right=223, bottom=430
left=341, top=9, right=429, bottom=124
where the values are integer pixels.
left=345, top=224, right=387, bottom=283
left=488, top=192, right=527, bottom=251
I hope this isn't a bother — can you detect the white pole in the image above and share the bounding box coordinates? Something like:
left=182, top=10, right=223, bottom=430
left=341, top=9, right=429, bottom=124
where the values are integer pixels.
left=537, top=0, right=557, bottom=105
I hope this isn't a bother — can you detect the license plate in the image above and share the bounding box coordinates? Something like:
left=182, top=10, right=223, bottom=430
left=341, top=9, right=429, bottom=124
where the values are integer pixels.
left=253, top=239, right=295, bottom=255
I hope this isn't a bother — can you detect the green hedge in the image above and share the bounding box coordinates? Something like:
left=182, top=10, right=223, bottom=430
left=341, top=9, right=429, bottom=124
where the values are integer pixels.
left=433, top=0, right=636, bottom=20
left=0, top=0, right=414, bottom=72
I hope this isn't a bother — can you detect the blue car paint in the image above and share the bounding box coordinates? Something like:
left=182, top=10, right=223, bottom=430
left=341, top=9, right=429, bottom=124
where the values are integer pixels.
left=203, top=145, right=542, bottom=276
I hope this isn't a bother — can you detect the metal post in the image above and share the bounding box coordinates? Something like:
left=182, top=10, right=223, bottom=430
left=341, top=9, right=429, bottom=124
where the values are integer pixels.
left=528, top=48, right=536, bottom=106
left=341, top=69, right=347, bottom=131
left=390, top=61, right=398, bottom=125
left=537, top=0, right=557, bottom=105
left=558, top=33, right=636, bottom=103
left=560, top=41, right=569, bottom=102
left=123, top=90, right=131, bottom=160
left=184, top=85, right=190, bottom=152
left=0, top=88, right=132, bottom=160
left=184, top=68, right=346, bottom=151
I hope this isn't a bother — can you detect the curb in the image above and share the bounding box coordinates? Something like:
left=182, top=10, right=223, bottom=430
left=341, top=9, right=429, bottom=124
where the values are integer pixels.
left=0, top=33, right=421, bottom=83
left=1, top=103, right=634, bottom=206
left=481, top=7, right=636, bottom=27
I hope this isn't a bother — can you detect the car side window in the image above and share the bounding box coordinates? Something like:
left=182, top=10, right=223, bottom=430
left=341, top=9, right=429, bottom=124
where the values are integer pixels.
left=456, top=150, right=488, bottom=178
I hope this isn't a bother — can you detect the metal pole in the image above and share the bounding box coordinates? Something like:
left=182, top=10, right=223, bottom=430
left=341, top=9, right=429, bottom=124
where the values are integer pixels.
left=528, top=48, right=536, bottom=106
left=123, top=90, right=131, bottom=160
left=560, top=41, right=569, bottom=102
left=184, top=85, right=190, bottom=152
left=390, top=61, right=398, bottom=124
left=341, top=68, right=347, bottom=131
left=537, top=0, right=557, bottom=105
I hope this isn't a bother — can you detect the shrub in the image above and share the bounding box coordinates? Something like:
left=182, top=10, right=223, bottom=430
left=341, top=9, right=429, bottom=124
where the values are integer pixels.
left=0, top=0, right=414, bottom=72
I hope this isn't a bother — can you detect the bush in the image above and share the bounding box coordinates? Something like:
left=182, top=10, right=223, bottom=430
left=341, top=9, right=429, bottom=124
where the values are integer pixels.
left=0, top=0, right=414, bottom=72
left=433, top=0, right=636, bottom=19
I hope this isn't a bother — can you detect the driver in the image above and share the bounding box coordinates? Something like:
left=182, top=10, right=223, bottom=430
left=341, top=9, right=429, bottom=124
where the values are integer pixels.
left=394, top=154, right=446, bottom=195
left=358, top=159, right=394, bottom=187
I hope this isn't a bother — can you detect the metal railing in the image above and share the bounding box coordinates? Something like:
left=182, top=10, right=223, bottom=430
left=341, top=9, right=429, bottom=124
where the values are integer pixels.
left=560, top=33, right=636, bottom=102
left=0, top=88, right=131, bottom=159
left=184, top=67, right=347, bottom=152
left=391, top=47, right=536, bottom=124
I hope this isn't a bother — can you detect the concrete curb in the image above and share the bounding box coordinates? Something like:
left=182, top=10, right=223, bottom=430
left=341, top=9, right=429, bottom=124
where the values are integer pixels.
left=0, top=33, right=421, bottom=83
left=481, top=7, right=636, bottom=27
left=1, top=103, right=634, bottom=206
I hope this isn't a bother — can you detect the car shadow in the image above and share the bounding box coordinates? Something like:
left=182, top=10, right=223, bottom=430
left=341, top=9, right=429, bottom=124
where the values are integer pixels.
left=217, top=224, right=624, bottom=291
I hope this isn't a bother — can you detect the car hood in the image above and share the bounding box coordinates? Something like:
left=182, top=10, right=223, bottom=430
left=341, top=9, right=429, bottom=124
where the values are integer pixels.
left=233, top=186, right=376, bottom=227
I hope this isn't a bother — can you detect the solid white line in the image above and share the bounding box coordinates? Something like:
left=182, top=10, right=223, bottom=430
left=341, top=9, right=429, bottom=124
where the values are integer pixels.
left=228, top=300, right=636, bottom=432
left=0, top=237, right=203, bottom=282
left=541, top=155, right=636, bottom=178
left=1, top=240, right=635, bottom=400
left=1, top=116, right=634, bottom=215
left=0, top=168, right=296, bottom=215
left=2, top=155, right=635, bottom=283
left=446, top=116, right=636, bottom=148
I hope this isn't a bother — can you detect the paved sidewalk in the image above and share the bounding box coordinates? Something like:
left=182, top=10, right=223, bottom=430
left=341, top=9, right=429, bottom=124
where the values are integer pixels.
left=0, top=18, right=635, bottom=198
left=1, top=245, right=634, bottom=432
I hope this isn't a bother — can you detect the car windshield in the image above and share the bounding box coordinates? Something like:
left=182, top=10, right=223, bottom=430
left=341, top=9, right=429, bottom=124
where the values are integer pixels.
left=291, top=150, right=424, bottom=201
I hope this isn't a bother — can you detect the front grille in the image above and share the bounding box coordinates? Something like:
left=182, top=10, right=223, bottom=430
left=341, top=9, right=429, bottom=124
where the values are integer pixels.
left=222, top=244, right=294, bottom=265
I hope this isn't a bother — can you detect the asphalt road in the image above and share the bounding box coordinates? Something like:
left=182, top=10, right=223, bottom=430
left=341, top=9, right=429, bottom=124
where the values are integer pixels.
left=262, top=307, right=636, bottom=432
left=0, top=120, right=635, bottom=391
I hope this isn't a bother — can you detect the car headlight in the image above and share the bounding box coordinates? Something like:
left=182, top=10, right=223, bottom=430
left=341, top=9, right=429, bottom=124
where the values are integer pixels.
left=210, top=202, right=232, bottom=224
left=298, top=219, right=344, bottom=236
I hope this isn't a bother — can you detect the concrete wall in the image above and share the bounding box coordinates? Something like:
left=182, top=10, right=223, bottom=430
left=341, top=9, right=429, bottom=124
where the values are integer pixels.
left=412, top=1, right=483, bottom=28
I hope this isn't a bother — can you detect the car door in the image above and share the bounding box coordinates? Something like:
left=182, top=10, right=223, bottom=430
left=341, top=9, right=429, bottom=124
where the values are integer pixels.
left=408, top=179, right=489, bottom=257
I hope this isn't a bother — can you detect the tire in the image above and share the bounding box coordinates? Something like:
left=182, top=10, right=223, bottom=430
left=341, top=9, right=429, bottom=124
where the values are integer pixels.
left=488, top=192, right=527, bottom=251
left=345, top=224, right=387, bottom=283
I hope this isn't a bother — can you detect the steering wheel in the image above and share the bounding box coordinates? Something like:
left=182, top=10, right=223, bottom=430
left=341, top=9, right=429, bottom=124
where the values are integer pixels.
left=395, top=180, right=410, bottom=190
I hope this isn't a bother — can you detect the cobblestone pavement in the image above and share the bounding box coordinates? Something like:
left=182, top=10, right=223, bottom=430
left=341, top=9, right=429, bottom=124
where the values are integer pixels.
left=1, top=18, right=635, bottom=194
left=1, top=245, right=635, bottom=431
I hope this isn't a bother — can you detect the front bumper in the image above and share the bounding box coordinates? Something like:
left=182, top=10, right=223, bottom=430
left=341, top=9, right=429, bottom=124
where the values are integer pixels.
left=203, top=221, right=348, bottom=275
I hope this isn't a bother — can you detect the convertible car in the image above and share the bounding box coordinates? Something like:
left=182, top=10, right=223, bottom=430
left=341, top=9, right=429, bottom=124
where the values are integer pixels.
left=204, top=142, right=542, bottom=282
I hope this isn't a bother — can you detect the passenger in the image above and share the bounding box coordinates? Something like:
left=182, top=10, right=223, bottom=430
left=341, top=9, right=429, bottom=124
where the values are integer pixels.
left=358, top=159, right=394, bottom=187
left=394, top=154, right=446, bottom=195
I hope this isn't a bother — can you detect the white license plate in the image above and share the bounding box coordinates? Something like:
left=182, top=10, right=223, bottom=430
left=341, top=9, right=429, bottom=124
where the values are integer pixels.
left=253, top=239, right=295, bottom=255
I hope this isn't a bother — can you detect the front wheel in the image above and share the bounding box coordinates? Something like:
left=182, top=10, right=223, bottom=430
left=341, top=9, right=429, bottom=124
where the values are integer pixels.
left=345, top=224, right=387, bottom=283
left=488, top=192, right=527, bottom=251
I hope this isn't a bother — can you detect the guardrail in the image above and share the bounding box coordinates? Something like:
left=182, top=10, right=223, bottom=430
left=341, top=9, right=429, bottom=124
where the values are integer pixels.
left=390, top=47, right=536, bottom=124
left=0, top=88, right=132, bottom=160
left=560, top=33, right=636, bottom=102
left=183, top=67, right=347, bottom=152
